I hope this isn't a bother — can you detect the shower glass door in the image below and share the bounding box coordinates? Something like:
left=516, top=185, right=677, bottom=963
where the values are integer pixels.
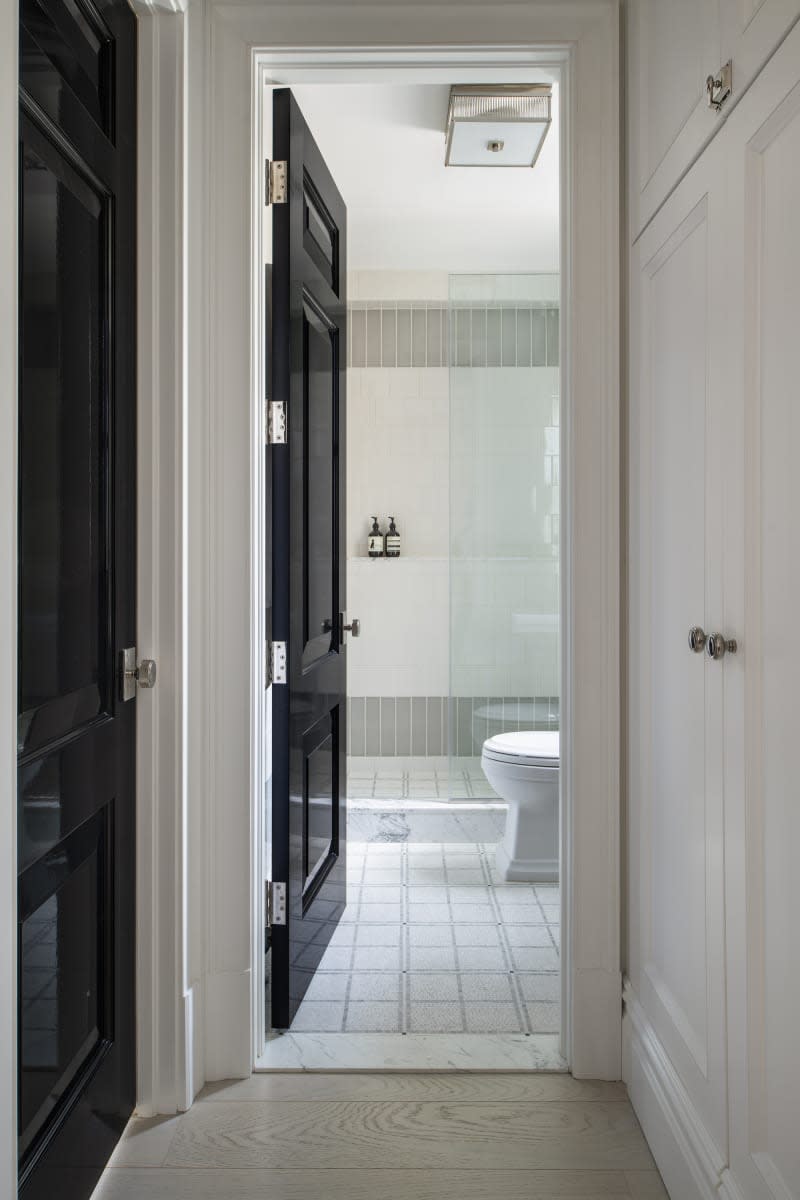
left=448, top=274, right=560, bottom=800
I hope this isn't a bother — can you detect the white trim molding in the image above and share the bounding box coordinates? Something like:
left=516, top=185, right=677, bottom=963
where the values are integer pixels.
left=623, top=980, right=728, bottom=1200
left=198, top=0, right=620, bottom=1086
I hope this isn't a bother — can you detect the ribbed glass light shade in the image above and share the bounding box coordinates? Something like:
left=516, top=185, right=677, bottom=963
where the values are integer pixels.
left=445, top=84, right=552, bottom=168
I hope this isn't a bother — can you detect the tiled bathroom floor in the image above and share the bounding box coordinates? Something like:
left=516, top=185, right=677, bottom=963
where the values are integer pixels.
left=347, top=759, right=498, bottom=801
left=291, top=841, right=560, bottom=1035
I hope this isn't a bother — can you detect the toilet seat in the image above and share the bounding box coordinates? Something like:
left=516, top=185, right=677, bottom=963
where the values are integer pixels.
left=482, top=730, right=559, bottom=767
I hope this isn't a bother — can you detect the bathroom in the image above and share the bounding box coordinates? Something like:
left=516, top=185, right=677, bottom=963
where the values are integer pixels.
left=266, top=80, right=562, bottom=1050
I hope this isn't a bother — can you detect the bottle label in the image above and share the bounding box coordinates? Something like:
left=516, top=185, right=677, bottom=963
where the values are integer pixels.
left=386, top=536, right=400, bottom=555
left=368, top=536, right=383, bottom=555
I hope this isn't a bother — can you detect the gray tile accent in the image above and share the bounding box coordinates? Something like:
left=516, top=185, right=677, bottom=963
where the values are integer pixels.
left=350, top=698, right=365, bottom=756
left=365, top=697, right=381, bottom=756
left=350, top=307, right=366, bottom=368
left=394, top=697, right=411, bottom=756
left=348, top=302, right=558, bottom=369
left=426, top=697, right=443, bottom=755
left=380, top=697, right=396, bottom=756
left=411, top=697, right=427, bottom=756
left=532, top=308, right=547, bottom=366
left=412, top=307, right=427, bottom=367
left=546, top=307, right=560, bottom=366
left=366, top=308, right=381, bottom=367
left=470, top=307, right=486, bottom=367
left=426, top=306, right=442, bottom=368
left=486, top=308, right=501, bottom=366
left=501, top=308, right=516, bottom=366
left=381, top=306, right=396, bottom=367
left=346, top=695, right=559, bottom=755
left=395, top=308, right=411, bottom=367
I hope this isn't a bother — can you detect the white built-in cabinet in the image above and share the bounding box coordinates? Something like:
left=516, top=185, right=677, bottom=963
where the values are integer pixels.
left=628, top=0, right=800, bottom=236
left=626, top=8, right=800, bottom=1200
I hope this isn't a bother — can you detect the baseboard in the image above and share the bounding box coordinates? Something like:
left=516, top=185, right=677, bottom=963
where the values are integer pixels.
left=623, top=981, right=726, bottom=1200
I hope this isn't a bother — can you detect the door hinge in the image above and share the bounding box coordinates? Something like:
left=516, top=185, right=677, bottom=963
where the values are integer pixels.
left=267, top=399, right=287, bottom=445
left=269, top=640, right=287, bottom=685
left=266, top=880, right=287, bottom=927
left=265, top=158, right=287, bottom=205
left=706, top=60, right=732, bottom=112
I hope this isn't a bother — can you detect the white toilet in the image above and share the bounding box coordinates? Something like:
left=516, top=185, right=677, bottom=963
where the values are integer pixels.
left=481, top=730, right=559, bottom=882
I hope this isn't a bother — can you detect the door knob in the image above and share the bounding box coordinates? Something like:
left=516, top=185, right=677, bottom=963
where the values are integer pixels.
left=343, top=617, right=360, bottom=638
left=688, top=626, right=706, bottom=653
left=706, top=632, right=737, bottom=660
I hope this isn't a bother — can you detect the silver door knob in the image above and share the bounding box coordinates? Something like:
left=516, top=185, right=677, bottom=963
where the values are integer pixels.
left=688, top=626, right=706, bottom=653
left=706, top=632, right=737, bottom=660
left=343, top=618, right=360, bottom=638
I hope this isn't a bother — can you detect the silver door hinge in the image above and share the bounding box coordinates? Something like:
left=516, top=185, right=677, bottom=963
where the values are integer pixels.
left=267, top=400, right=287, bottom=445
left=269, top=640, right=287, bottom=685
left=265, top=158, right=287, bottom=205
left=706, top=60, right=732, bottom=112
left=266, top=880, right=287, bottom=927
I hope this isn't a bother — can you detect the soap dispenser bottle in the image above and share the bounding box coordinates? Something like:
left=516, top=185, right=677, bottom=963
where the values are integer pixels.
left=386, top=516, right=401, bottom=558
left=368, top=516, right=384, bottom=558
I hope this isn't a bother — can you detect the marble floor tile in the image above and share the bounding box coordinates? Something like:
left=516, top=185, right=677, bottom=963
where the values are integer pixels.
left=285, top=841, right=561, bottom=1037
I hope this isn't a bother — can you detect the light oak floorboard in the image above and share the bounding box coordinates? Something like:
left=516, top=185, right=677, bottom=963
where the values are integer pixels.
left=164, top=1099, right=656, bottom=1171
left=199, top=1072, right=629, bottom=1103
left=93, top=1167, right=667, bottom=1200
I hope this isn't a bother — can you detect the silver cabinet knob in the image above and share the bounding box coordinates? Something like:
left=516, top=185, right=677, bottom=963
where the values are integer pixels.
left=706, top=632, right=737, bottom=660
left=343, top=618, right=360, bottom=638
left=688, top=626, right=706, bottom=653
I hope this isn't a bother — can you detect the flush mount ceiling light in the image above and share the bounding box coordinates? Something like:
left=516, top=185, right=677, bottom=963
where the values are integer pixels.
left=445, top=84, right=552, bottom=168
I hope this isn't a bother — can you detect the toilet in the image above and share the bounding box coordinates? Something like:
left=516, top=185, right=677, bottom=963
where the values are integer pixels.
left=481, top=730, right=559, bottom=882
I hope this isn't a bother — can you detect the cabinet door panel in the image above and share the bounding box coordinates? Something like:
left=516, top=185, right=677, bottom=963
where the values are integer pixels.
left=722, top=24, right=800, bottom=1199
left=628, top=0, right=800, bottom=238
left=628, top=134, right=729, bottom=1157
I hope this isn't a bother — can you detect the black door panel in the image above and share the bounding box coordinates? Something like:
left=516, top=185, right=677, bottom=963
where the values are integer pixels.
left=17, top=0, right=136, bottom=1196
left=271, top=89, right=347, bottom=1029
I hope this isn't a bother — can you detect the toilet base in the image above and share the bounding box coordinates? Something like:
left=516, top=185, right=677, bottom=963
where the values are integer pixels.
left=495, top=840, right=558, bottom=883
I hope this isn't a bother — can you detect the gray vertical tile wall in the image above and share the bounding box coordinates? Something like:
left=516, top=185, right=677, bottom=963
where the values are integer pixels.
left=347, top=695, right=560, bottom=756
left=347, top=302, right=559, bottom=369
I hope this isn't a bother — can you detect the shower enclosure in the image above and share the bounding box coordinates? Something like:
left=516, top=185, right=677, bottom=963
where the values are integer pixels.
left=448, top=274, right=560, bottom=799
left=344, top=272, right=560, bottom=802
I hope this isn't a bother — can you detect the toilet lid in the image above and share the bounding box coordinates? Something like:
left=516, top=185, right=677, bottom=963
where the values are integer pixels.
left=482, top=730, right=559, bottom=766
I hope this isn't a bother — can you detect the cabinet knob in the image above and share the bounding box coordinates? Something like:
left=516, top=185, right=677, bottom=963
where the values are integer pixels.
left=688, top=626, right=706, bottom=653
left=706, top=632, right=737, bottom=660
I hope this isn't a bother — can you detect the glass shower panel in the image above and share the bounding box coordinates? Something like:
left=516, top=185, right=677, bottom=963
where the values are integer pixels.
left=448, top=274, right=560, bottom=799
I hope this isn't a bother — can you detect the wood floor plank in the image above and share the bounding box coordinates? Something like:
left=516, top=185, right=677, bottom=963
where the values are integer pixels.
left=624, top=1171, right=670, bottom=1199
left=92, top=1166, right=648, bottom=1199
left=199, top=1072, right=629, bottom=1104
left=164, top=1099, right=656, bottom=1172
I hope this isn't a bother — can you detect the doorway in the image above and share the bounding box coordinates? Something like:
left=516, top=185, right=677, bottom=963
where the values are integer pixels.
left=257, top=65, right=564, bottom=1067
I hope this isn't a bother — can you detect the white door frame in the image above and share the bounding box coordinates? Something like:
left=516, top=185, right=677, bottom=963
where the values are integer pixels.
left=253, top=47, right=572, bottom=1067
left=200, top=1, right=619, bottom=1084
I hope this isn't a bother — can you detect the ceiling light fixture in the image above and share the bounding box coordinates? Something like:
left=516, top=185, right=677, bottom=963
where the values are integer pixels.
left=445, top=84, right=552, bottom=168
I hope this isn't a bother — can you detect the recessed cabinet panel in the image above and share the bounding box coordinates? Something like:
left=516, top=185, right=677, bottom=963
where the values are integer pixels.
left=18, top=123, right=110, bottom=757
left=20, top=0, right=113, bottom=137
left=18, top=810, right=109, bottom=1160
left=301, top=296, right=338, bottom=671
left=627, top=0, right=800, bottom=237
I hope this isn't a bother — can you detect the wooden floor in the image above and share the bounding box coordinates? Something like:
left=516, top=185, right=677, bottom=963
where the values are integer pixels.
left=93, top=1073, right=669, bottom=1199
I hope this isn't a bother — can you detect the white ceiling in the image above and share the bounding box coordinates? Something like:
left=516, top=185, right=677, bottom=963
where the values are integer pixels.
left=289, top=83, right=560, bottom=273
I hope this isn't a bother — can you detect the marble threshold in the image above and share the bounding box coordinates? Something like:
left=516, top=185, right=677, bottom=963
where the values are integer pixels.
left=255, top=1032, right=566, bottom=1073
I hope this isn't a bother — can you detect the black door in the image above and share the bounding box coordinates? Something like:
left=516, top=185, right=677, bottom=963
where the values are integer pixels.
left=17, top=1, right=136, bottom=1196
left=271, top=89, right=348, bottom=1029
